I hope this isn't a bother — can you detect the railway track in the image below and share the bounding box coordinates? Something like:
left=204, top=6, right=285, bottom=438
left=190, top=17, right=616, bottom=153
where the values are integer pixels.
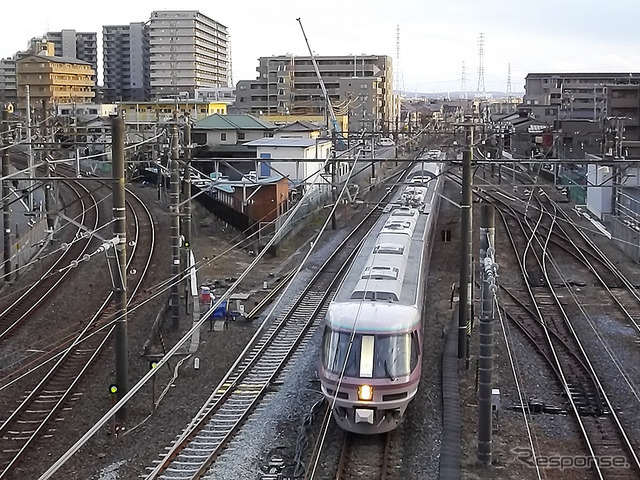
left=335, top=432, right=394, bottom=480
left=143, top=161, right=420, bottom=480
left=481, top=177, right=640, bottom=478
left=0, top=179, right=100, bottom=344
left=0, top=186, right=155, bottom=478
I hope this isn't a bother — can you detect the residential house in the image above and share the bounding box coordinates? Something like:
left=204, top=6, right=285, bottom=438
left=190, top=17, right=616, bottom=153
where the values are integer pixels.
left=243, top=137, right=332, bottom=193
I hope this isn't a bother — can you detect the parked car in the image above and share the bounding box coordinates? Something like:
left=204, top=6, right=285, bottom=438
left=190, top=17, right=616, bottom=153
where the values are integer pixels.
left=378, top=137, right=395, bottom=147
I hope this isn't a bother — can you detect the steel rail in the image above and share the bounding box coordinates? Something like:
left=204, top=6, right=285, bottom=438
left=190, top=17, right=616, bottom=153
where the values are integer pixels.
left=0, top=183, right=155, bottom=478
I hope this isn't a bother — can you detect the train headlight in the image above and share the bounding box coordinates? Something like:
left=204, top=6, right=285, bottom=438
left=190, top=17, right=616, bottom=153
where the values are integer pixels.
left=358, top=384, right=373, bottom=401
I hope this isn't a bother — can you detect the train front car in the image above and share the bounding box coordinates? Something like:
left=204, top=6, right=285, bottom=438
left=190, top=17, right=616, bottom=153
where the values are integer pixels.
left=319, top=162, right=442, bottom=434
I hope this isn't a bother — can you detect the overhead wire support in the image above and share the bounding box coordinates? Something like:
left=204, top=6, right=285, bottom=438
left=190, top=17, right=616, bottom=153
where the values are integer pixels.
left=111, top=114, right=129, bottom=425
left=2, top=106, right=11, bottom=283
left=458, top=122, right=474, bottom=363
left=477, top=204, right=497, bottom=465
left=170, top=125, right=181, bottom=329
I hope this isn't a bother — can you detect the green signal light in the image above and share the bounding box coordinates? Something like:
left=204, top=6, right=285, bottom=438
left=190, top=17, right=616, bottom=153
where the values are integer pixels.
left=109, top=384, right=118, bottom=394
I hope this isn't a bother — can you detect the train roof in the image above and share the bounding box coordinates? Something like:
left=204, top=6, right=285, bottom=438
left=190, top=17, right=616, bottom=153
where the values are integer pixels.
left=326, top=163, right=442, bottom=333
left=325, top=303, right=420, bottom=332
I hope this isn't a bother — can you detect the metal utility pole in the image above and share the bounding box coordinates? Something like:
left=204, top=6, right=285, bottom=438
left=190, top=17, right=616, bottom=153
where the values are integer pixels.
left=111, top=115, right=128, bottom=423
left=478, top=203, right=497, bottom=465
left=170, top=125, right=181, bottom=329
left=458, top=123, right=474, bottom=362
left=331, top=135, right=337, bottom=230
left=2, top=106, right=11, bottom=283
left=44, top=157, right=55, bottom=230
left=25, top=85, right=33, bottom=210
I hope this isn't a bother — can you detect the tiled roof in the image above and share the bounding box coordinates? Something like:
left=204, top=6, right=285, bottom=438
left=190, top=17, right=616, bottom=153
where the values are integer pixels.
left=17, top=53, right=91, bottom=67
left=245, top=138, right=331, bottom=148
left=277, top=120, right=321, bottom=131
left=195, top=114, right=276, bottom=130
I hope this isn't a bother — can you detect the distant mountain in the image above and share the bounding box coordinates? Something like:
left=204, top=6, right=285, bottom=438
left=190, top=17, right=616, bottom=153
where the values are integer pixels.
left=396, top=91, right=524, bottom=100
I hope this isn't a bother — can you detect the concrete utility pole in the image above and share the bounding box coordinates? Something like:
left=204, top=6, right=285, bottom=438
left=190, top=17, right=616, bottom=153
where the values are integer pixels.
left=458, top=123, right=474, bottom=362
left=2, top=107, right=11, bottom=283
left=111, top=115, right=128, bottom=423
left=170, top=125, right=181, bottom=329
left=183, top=120, right=192, bottom=254
left=182, top=120, right=192, bottom=306
left=478, top=203, right=497, bottom=465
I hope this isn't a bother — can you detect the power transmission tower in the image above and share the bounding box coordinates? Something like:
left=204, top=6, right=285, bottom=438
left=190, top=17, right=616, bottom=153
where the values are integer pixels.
left=461, top=61, right=467, bottom=100
left=395, top=25, right=405, bottom=96
left=506, top=62, right=512, bottom=102
left=477, top=33, right=485, bottom=96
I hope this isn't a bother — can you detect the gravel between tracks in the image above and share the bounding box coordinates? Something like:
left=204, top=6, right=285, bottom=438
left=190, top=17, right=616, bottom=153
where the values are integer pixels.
left=3, top=166, right=639, bottom=480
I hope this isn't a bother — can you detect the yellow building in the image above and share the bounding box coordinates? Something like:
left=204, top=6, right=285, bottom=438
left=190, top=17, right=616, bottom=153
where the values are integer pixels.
left=118, top=100, right=228, bottom=125
left=259, top=114, right=349, bottom=134
left=16, top=53, right=95, bottom=114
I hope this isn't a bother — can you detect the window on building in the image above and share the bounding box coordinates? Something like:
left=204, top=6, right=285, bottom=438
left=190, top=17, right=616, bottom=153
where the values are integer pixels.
left=221, top=133, right=227, bottom=141
left=361, top=84, right=368, bottom=89
left=238, top=132, right=245, bottom=140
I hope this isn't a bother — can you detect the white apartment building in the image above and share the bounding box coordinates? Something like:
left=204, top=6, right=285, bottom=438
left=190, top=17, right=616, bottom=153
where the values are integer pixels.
left=148, top=10, right=229, bottom=100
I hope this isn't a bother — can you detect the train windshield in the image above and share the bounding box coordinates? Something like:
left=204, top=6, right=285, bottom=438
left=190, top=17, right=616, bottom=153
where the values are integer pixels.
left=322, top=327, right=420, bottom=378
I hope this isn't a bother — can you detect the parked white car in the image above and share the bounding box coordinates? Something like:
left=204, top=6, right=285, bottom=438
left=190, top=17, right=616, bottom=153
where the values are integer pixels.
left=378, top=137, right=395, bottom=147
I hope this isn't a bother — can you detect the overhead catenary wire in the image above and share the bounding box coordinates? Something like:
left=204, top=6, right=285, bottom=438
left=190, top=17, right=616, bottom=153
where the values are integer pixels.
left=36, top=136, right=369, bottom=479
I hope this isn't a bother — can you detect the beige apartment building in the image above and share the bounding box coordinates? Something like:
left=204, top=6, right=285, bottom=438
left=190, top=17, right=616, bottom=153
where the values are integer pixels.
left=234, top=55, right=394, bottom=135
left=16, top=52, right=95, bottom=114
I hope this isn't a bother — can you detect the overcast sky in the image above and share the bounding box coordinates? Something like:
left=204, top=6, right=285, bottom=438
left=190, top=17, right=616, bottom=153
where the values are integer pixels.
left=2, top=0, right=639, bottom=94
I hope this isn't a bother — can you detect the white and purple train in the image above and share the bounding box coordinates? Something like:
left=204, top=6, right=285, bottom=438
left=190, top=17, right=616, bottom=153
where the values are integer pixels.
left=319, top=162, right=443, bottom=434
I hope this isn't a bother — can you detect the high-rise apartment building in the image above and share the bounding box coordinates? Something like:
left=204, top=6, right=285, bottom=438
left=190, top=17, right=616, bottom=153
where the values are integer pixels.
left=46, top=30, right=98, bottom=79
left=103, top=23, right=150, bottom=102
left=522, top=72, right=640, bottom=123
left=234, top=55, right=394, bottom=134
left=148, top=10, right=229, bottom=100
left=0, top=57, right=17, bottom=106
